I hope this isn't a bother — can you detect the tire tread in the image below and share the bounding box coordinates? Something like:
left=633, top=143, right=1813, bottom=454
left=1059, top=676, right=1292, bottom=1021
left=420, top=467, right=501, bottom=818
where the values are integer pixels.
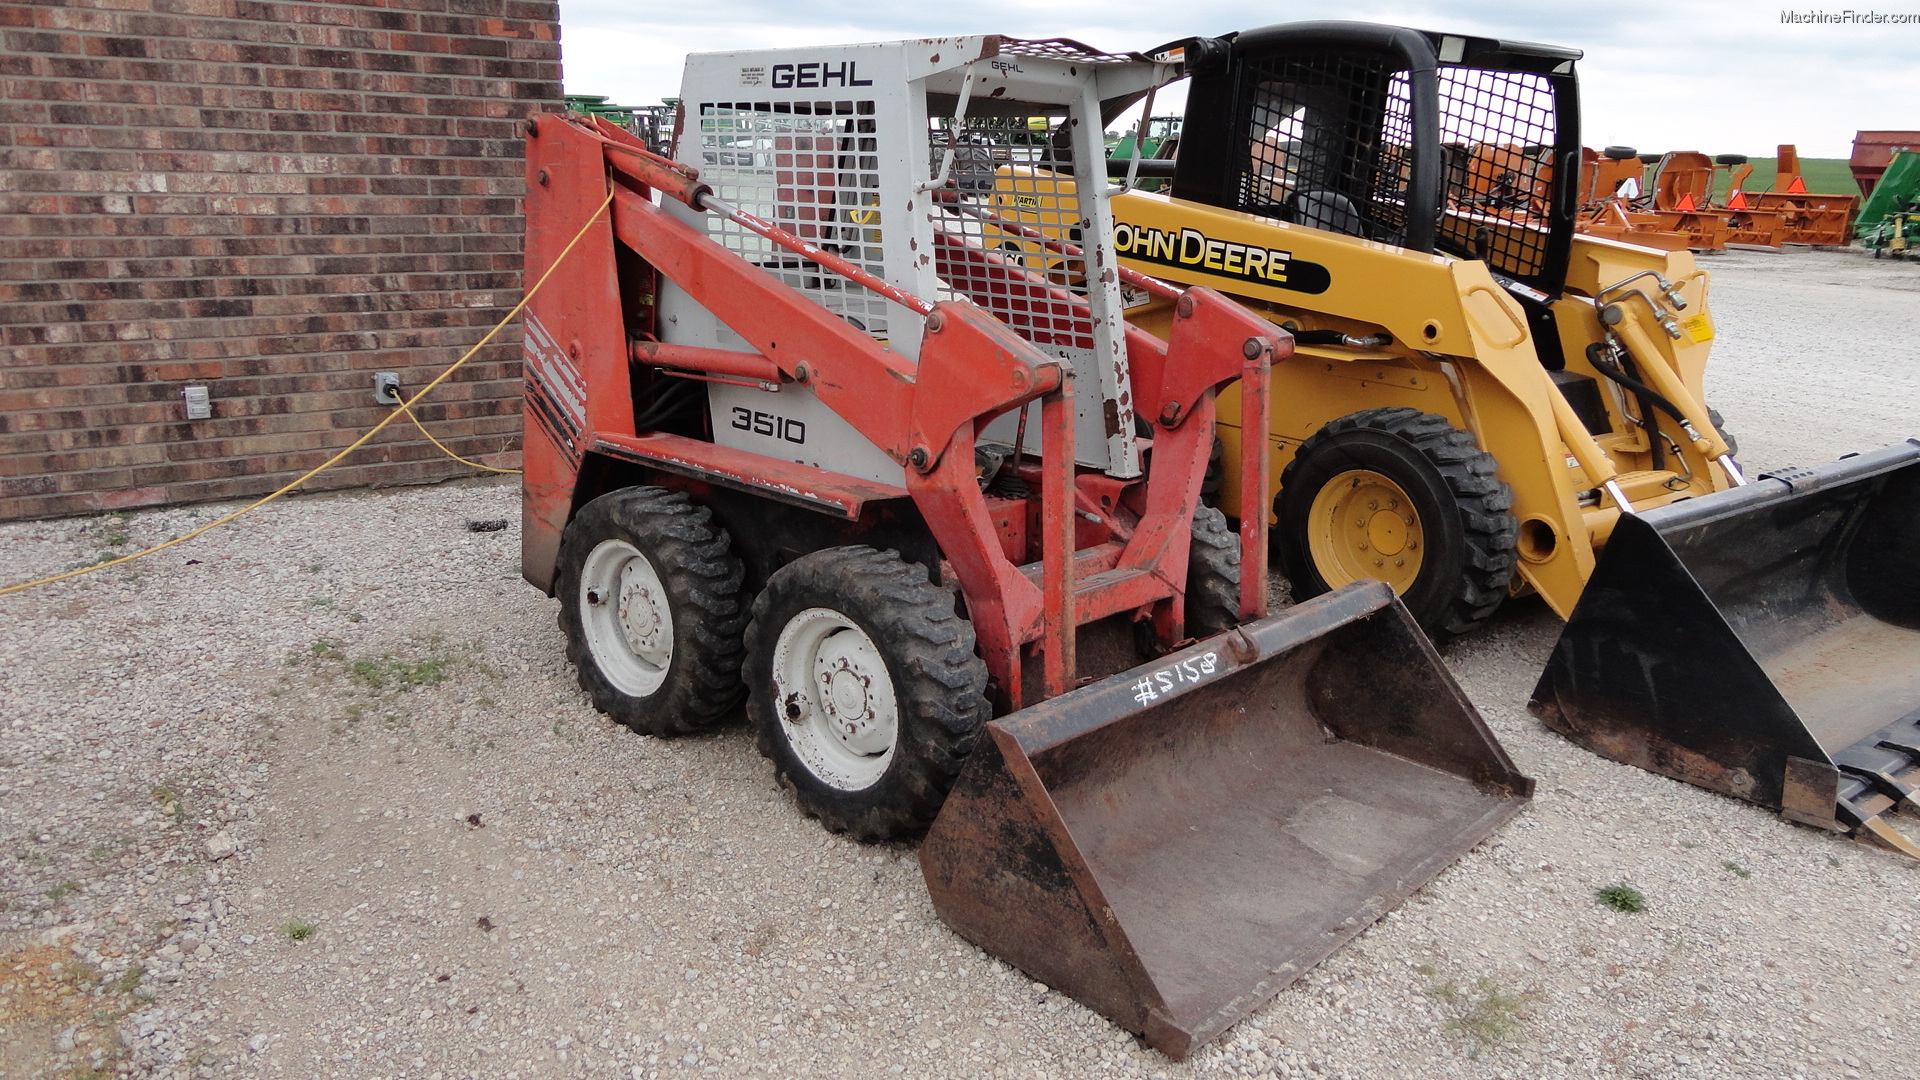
left=558, top=488, right=747, bottom=736
left=1186, top=504, right=1243, bottom=639
left=1279, top=407, right=1518, bottom=636
left=746, top=547, right=988, bottom=843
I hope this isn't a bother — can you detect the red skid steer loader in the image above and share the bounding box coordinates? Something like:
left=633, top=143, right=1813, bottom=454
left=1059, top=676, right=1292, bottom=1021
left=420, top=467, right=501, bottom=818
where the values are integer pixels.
left=518, top=36, right=1531, bottom=1058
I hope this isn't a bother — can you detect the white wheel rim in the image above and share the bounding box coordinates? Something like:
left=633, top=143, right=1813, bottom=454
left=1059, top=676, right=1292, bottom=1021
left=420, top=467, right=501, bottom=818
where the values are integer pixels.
left=771, top=608, right=898, bottom=791
left=579, top=538, right=674, bottom=697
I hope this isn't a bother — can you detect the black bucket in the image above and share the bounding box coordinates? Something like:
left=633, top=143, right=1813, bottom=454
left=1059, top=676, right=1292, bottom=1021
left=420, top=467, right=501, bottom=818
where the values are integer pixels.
left=1531, top=438, right=1920, bottom=851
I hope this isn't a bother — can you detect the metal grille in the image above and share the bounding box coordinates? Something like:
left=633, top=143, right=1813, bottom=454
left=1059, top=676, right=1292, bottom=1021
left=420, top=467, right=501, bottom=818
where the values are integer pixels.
left=1233, top=50, right=1416, bottom=244
left=995, top=37, right=1140, bottom=66
left=1433, top=68, right=1557, bottom=280
left=927, top=107, right=1095, bottom=352
left=696, top=100, right=892, bottom=336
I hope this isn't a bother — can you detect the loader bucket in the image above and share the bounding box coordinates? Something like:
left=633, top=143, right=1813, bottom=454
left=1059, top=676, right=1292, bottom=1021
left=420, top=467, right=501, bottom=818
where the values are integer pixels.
left=1531, top=439, right=1920, bottom=854
left=920, top=581, right=1532, bottom=1060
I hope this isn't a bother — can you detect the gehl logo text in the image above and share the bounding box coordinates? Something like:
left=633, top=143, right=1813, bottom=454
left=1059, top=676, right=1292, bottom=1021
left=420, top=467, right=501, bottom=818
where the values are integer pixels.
left=771, top=61, right=873, bottom=89
left=1113, top=222, right=1332, bottom=295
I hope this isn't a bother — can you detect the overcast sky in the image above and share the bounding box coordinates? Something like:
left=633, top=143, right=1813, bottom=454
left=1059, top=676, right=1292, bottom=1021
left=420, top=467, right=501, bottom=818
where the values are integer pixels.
left=555, top=0, right=1916, bottom=159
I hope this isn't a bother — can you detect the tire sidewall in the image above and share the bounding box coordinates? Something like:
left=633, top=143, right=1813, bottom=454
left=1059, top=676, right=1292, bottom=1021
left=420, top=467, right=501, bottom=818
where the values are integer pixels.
left=558, top=490, right=731, bottom=733
left=745, top=552, right=972, bottom=840
left=1279, top=427, right=1467, bottom=631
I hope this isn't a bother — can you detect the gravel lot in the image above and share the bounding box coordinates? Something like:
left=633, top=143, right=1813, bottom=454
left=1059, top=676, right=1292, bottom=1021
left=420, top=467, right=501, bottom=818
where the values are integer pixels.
left=2, top=247, right=1916, bottom=1080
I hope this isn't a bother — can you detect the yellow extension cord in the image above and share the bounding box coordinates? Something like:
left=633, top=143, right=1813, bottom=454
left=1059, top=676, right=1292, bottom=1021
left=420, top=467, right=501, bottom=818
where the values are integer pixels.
left=0, top=187, right=615, bottom=598
left=395, top=400, right=523, bottom=475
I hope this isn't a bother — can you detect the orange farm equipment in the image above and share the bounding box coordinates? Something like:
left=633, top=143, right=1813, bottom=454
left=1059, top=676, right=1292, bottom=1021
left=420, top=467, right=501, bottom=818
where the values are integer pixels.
left=517, top=35, right=1530, bottom=1058
left=1576, top=146, right=1691, bottom=251
left=1746, top=144, right=1859, bottom=247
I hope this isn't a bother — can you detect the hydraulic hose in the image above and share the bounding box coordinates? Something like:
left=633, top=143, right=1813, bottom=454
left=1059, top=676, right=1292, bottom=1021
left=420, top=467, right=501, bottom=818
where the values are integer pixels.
left=633, top=378, right=705, bottom=432
left=1585, top=343, right=1686, bottom=425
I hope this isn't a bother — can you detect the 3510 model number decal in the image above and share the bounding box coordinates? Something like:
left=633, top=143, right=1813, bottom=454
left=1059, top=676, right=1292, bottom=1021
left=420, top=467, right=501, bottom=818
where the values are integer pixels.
left=731, top=407, right=807, bottom=444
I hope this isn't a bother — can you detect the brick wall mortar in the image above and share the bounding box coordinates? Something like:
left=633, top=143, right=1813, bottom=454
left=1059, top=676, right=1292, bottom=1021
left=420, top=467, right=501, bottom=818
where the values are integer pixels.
left=0, top=0, right=559, bottom=520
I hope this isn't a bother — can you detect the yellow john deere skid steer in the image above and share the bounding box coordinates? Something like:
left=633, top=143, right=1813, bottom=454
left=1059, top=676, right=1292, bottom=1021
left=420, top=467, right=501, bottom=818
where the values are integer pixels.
left=1037, top=21, right=1920, bottom=852
left=1078, top=22, right=1750, bottom=637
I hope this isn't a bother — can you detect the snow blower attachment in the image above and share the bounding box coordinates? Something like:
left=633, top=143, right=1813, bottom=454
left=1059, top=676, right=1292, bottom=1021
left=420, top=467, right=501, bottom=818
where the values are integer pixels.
left=1532, top=440, right=1920, bottom=854
left=922, top=581, right=1531, bottom=1059
left=520, top=35, right=1532, bottom=1060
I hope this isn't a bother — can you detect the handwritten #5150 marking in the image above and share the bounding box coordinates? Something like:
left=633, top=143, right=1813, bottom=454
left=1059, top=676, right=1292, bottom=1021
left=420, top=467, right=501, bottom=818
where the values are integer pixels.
left=1131, top=651, right=1221, bottom=706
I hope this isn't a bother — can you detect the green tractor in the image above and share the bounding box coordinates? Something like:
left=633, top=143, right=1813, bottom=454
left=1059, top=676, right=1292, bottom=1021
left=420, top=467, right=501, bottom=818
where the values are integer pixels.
left=1857, top=150, right=1920, bottom=258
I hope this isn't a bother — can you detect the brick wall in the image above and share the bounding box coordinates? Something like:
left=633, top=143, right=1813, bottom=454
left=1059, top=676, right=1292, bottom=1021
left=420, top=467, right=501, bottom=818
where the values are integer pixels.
left=0, top=0, right=562, bottom=520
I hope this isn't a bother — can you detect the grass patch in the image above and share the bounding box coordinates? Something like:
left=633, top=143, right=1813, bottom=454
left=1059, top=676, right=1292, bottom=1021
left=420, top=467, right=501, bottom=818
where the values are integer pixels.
left=149, top=786, right=187, bottom=824
left=1708, top=156, right=1859, bottom=201
left=283, top=920, right=316, bottom=942
left=298, top=636, right=477, bottom=701
left=64, top=512, right=140, bottom=569
left=287, top=637, right=341, bottom=666
left=349, top=654, right=450, bottom=692
left=45, top=880, right=81, bottom=902
left=1427, top=975, right=1528, bottom=1057
left=66, top=550, right=124, bottom=571
left=1596, top=883, right=1647, bottom=914
left=1722, top=861, right=1752, bottom=879
left=99, top=513, right=134, bottom=547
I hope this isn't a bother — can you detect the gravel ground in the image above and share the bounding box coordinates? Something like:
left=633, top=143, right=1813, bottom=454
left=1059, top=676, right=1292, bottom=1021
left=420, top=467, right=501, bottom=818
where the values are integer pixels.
left=2, top=247, right=1916, bottom=1080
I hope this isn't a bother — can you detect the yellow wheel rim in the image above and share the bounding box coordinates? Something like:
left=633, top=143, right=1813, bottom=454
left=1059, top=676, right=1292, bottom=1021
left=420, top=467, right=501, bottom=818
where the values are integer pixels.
left=1305, top=469, right=1425, bottom=594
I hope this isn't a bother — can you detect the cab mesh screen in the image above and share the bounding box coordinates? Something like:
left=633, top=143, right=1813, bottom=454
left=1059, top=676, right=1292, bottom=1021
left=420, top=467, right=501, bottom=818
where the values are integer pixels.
left=1232, top=50, right=1559, bottom=280
left=1433, top=67, right=1557, bottom=280
left=1232, top=49, right=1416, bottom=245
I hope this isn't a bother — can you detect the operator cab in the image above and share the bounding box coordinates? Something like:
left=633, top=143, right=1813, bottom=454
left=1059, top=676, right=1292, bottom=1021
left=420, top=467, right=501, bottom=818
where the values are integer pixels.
left=1169, top=22, right=1583, bottom=302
